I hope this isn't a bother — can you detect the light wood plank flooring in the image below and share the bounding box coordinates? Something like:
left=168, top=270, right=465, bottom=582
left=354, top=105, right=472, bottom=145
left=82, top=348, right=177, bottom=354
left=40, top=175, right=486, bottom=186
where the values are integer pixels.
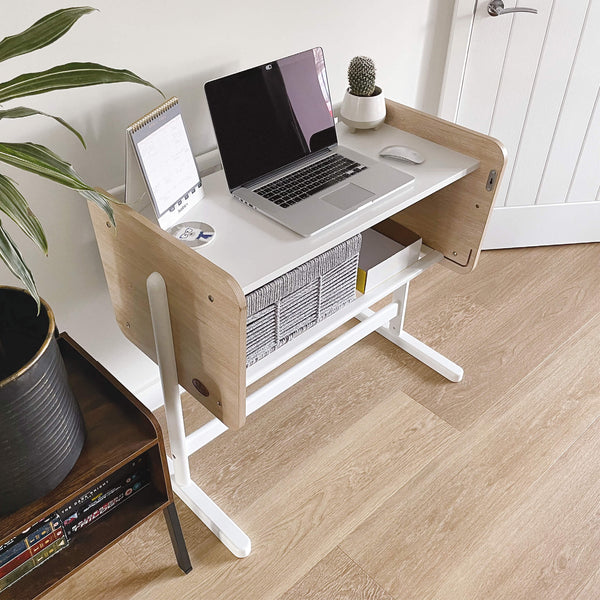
left=44, top=243, right=600, bottom=600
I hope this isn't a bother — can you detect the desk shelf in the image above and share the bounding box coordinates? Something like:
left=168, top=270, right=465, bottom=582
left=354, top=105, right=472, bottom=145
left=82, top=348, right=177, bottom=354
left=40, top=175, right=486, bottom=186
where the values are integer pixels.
left=246, top=244, right=443, bottom=386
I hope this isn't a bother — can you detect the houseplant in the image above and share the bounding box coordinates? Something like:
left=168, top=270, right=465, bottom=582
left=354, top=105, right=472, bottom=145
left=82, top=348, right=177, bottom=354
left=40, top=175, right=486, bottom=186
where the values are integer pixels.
left=339, top=55, right=386, bottom=132
left=0, top=6, right=161, bottom=515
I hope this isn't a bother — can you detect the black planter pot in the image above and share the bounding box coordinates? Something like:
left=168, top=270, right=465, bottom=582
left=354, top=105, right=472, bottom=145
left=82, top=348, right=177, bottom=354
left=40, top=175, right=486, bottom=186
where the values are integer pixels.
left=0, top=287, right=85, bottom=516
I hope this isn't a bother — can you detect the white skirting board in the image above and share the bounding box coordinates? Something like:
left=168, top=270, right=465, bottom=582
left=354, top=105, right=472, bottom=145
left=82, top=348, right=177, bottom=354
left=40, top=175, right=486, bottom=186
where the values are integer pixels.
left=483, top=202, right=600, bottom=249
left=135, top=378, right=167, bottom=412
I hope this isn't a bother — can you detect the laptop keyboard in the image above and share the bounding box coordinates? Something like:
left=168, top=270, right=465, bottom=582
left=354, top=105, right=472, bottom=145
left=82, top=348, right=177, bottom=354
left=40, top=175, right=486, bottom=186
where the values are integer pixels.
left=254, top=154, right=367, bottom=208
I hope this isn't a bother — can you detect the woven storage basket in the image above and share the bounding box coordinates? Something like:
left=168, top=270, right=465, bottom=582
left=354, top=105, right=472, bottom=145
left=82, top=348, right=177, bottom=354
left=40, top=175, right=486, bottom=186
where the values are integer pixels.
left=246, top=234, right=362, bottom=366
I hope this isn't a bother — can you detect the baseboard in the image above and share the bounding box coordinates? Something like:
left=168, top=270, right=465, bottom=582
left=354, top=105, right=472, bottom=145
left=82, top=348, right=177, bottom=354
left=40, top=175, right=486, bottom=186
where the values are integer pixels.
left=134, top=377, right=164, bottom=412
left=483, top=202, right=600, bottom=249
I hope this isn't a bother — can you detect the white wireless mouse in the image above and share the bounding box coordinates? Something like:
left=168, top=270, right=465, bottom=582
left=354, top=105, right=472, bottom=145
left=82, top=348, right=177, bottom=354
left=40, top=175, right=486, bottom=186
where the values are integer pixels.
left=379, top=145, right=425, bottom=165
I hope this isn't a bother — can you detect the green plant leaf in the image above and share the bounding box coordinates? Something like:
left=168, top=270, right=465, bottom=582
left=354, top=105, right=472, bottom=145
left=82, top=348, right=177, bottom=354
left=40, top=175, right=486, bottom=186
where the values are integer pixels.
left=0, top=142, right=90, bottom=188
left=76, top=188, right=115, bottom=226
left=0, top=7, right=97, bottom=64
left=0, top=174, right=48, bottom=254
left=0, top=106, right=86, bottom=147
left=0, top=142, right=115, bottom=226
left=0, top=62, right=163, bottom=103
left=0, top=219, right=39, bottom=309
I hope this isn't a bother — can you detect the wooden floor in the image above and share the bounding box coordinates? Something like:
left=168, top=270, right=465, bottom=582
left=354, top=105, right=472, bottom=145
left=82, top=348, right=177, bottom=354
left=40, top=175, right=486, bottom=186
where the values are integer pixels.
left=45, top=243, right=600, bottom=600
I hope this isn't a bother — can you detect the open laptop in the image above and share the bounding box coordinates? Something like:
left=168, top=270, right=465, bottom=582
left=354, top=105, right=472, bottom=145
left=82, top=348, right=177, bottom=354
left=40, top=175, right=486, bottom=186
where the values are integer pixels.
left=204, top=47, right=414, bottom=237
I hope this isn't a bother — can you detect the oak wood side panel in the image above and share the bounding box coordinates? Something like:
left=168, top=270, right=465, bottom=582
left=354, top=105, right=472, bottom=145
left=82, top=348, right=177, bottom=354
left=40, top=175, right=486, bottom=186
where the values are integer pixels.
left=384, top=99, right=507, bottom=272
left=89, top=200, right=246, bottom=429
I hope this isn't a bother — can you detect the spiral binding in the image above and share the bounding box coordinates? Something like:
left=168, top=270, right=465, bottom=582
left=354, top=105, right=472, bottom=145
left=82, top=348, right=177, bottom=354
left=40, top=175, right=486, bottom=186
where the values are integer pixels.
left=128, top=97, right=179, bottom=133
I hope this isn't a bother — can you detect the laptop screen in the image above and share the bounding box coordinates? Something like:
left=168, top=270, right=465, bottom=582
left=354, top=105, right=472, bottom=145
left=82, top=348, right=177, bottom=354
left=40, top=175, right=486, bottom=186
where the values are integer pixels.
left=205, top=47, right=337, bottom=191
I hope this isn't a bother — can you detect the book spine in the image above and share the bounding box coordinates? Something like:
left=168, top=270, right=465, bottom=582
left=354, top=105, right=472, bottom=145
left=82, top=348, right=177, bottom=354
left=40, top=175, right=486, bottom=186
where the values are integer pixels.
left=57, top=455, right=147, bottom=522
left=0, top=540, right=27, bottom=568
left=28, top=527, right=64, bottom=557
left=0, top=537, right=67, bottom=592
left=69, top=478, right=149, bottom=535
left=61, top=468, right=149, bottom=538
left=32, top=537, right=66, bottom=566
left=0, top=527, right=64, bottom=579
left=0, top=515, right=61, bottom=568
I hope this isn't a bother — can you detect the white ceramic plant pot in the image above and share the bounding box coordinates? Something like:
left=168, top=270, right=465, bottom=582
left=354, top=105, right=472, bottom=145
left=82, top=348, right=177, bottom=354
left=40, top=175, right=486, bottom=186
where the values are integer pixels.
left=339, top=86, right=386, bottom=132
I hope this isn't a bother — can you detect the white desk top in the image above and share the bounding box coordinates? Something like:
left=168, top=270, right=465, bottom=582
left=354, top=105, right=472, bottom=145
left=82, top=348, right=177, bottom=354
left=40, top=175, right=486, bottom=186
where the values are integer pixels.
left=184, top=123, right=479, bottom=295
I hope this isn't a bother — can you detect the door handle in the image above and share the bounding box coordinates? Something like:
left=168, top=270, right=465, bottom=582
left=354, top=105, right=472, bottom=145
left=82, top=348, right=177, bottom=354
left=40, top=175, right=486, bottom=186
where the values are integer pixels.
left=487, top=0, right=538, bottom=16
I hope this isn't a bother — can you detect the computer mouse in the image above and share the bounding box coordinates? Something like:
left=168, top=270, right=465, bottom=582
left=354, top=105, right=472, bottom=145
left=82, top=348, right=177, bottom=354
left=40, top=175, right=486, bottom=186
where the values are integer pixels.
left=379, top=145, right=425, bottom=165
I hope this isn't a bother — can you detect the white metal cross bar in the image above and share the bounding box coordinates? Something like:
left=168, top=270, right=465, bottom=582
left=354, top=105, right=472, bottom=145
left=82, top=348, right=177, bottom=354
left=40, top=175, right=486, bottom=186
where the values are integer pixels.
left=185, top=301, right=399, bottom=457
left=167, top=458, right=252, bottom=558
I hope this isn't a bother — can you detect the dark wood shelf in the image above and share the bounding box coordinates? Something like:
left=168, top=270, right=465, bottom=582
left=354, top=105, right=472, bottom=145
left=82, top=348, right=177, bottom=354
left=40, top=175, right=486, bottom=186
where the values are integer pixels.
left=0, top=334, right=190, bottom=599
left=1, top=484, right=165, bottom=600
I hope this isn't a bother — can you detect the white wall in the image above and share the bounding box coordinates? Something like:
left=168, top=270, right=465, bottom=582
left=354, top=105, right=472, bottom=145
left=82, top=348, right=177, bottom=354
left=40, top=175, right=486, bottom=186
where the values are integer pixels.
left=1, top=1, right=453, bottom=404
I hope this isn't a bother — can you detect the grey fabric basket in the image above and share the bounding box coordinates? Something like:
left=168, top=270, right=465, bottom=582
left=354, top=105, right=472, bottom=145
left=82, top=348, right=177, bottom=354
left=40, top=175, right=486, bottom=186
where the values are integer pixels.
left=246, top=234, right=362, bottom=366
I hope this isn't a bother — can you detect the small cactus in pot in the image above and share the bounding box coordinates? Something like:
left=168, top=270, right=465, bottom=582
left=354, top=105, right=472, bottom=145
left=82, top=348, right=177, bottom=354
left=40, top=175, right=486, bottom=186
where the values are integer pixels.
left=348, top=56, right=378, bottom=97
left=340, top=55, right=386, bottom=132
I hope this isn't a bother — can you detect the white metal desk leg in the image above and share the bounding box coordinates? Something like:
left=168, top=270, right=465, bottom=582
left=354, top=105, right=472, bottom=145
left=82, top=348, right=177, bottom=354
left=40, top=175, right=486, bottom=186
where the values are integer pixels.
left=390, top=281, right=462, bottom=381
left=394, top=330, right=464, bottom=382
left=147, top=273, right=190, bottom=487
left=146, top=272, right=251, bottom=558
left=388, top=282, right=410, bottom=336
left=358, top=281, right=464, bottom=383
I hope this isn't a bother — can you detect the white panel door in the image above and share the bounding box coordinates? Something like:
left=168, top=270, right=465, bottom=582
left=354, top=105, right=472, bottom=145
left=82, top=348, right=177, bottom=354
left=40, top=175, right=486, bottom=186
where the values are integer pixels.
left=440, top=0, right=600, bottom=248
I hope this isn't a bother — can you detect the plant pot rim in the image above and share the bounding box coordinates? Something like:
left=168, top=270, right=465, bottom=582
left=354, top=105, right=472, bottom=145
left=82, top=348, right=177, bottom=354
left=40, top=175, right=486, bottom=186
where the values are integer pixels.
left=346, top=85, right=383, bottom=98
left=0, top=285, right=55, bottom=389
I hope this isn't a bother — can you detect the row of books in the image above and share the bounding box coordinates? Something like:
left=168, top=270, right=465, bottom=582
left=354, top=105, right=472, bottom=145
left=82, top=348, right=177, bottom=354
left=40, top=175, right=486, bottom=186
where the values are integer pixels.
left=0, top=456, right=149, bottom=593
left=0, top=515, right=66, bottom=592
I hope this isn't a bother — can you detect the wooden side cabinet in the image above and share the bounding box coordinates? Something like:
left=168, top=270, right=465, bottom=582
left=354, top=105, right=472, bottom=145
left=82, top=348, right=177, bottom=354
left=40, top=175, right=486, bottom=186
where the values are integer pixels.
left=0, top=334, right=191, bottom=599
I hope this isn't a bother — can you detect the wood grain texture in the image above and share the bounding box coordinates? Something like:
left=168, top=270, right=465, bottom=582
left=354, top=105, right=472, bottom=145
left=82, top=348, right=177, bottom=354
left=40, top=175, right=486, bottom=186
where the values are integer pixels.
left=181, top=323, right=451, bottom=515
left=340, top=313, right=600, bottom=600
left=40, top=243, right=600, bottom=600
left=42, top=542, right=147, bottom=600
left=277, top=547, right=394, bottom=600
left=130, top=387, right=455, bottom=600
left=89, top=200, right=246, bottom=429
left=385, top=243, right=600, bottom=429
left=384, top=99, right=507, bottom=272
left=433, top=409, right=600, bottom=600
left=574, top=565, right=600, bottom=600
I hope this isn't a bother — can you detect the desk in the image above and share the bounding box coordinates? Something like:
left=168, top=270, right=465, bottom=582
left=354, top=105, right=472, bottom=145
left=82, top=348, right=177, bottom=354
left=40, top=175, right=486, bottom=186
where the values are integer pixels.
left=89, top=99, right=506, bottom=559
left=187, top=121, right=479, bottom=294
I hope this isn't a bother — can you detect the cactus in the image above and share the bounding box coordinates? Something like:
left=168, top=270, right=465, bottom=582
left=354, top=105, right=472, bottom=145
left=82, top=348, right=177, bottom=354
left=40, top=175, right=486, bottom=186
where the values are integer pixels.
left=347, top=56, right=377, bottom=97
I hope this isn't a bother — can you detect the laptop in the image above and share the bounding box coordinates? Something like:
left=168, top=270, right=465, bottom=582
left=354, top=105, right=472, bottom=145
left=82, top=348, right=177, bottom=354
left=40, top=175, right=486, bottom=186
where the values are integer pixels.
left=204, top=47, right=414, bottom=237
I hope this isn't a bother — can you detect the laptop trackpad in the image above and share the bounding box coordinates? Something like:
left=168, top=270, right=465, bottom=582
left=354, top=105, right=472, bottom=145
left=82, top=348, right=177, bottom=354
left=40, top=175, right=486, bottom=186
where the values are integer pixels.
left=322, top=183, right=374, bottom=211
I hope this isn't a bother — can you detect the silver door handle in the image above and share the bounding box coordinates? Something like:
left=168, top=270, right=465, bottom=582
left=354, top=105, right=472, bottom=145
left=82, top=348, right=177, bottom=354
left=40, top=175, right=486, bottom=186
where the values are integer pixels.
left=487, top=0, right=538, bottom=16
